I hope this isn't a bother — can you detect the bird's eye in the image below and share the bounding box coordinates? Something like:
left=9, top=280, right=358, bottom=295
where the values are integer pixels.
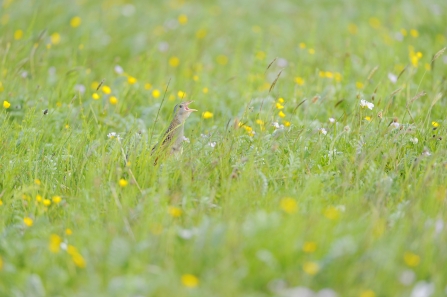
left=179, top=105, right=183, bottom=108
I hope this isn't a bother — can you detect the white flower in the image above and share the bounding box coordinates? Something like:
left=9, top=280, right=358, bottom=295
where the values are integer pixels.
left=391, top=122, right=400, bottom=129
left=329, top=118, right=336, bottom=123
left=158, top=41, right=169, bottom=52
left=107, top=132, right=122, bottom=141
left=74, top=84, right=86, bottom=94
left=182, top=136, right=190, bottom=143
left=410, top=137, right=418, bottom=144
left=411, top=281, right=434, bottom=297
left=272, top=122, right=285, bottom=130
left=388, top=72, right=398, bottom=83
left=208, top=141, right=216, bottom=148
left=318, top=128, right=327, bottom=135
left=114, top=65, right=124, bottom=74
left=344, top=125, right=351, bottom=133
left=422, top=148, right=431, bottom=156
left=276, top=58, right=288, bottom=68
left=360, top=99, right=374, bottom=110
left=399, top=269, right=415, bottom=286
left=60, top=242, right=68, bottom=251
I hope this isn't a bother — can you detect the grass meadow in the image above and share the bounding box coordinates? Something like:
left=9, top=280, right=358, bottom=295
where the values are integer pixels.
left=1, top=0, right=447, bottom=296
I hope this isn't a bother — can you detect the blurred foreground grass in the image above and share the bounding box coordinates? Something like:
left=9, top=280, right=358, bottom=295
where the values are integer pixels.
left=1, top=0, right=447, bottom=296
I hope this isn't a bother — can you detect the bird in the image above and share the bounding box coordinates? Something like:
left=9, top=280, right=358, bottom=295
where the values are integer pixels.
left=151, top=101, right=197, bottom=164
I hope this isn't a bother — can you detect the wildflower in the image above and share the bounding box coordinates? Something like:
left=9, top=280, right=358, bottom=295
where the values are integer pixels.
left=49, top=234, right=62, bottom=253
left=107, top=132, right=122, bottom=141
left=14, top=29, right=23, bottom=40
left=208, top=142, right=216, bottom=148
left=410, top=29, right=419, bottom=38
left=308, top=48, right=315, bottom=54
left=181, top=274, right=199, bottom=288
left=410, top=281, right=434, bottom=297
left=256, top=119, right=264, bottom=126
left=152, top=89, right=161, bottom=98
left=356, top=82, right=364, bottom=89
left=92, top=93, right=100, bottom=100
left=399, top=269, right=415, bottom=286
left=168, top=206, right=182, bottom=218
left=360, top=99, right=374, bottom=110
left=324, top=206, right=340, bottom=220
left=276, top=103, right=284, bottom=109
left=390, top=122, right=400, bottom=129
left=70, top=16, right=82, bottom=28
left=369, top=17, right=381, bottom=28
left=0, top=256, right=3, bottom=270
left=109, top=96, right=118, bottom=105
left=388, top=73, right=397, bottom=83
left=283, top=121, right=291, bottom=127
left=178, top=90, right=186, bottom=98
left=318, top=128, right=327, bottom=135
left=102, top=85, right=111, bottom=94
left=280, top=197, right=298, bottom=214
left=272, top=122, right=284, bottom=130
left=23, top=217, right=33, bottom=227
left=52, top=196, right=62, bottom=204
left=325, top=71, right=334, bottom=78
left=404, top=252, right=420, bottom=267
left=277, top=97, right=284, bottom=103
left=360, top=290, right=376, bottom=297
left=3, top=101, right=10, bottom=109
left=348, top=23, right=358, bottom=34
left=36, top=194, right=42, bottom=202
left=344, top=125, right=351, bottom=132
left=178, top=14, right=188, bottom=25
left=119, top=179, right=128, bottom=187
left=202, top=111, right=213, bottom=119
left=0, top=200, right=3, bottom=206
left=50, top=33, right=61, bottom=45
left=43, top=199, right=51, bottom=206
left=74, top=84, right=85, bottom=94
left=0, top=82, right=4, bottom=92
left=294, top=77, right=305, bottom=85
left=114, top=65, right=124, bottom=74
left=401, top=29, right=408, bottom=36
left=66, top=228, right=73, bottom=235
left=278, top=111, right=286, bottom=118
left=127, top=76, right=137, bottom=84
left=422, top=149, right=431, bottom=157
left=196, top=29, right=207, bottom=39
left=329, top=118, right=336, bottom=123
left=299, top=42, right=306, bottom=48
left=182, top=136, right=190, bottom=143
left=71, top=252, right=86, bottom=268
left=364, top=116, right=372, bottom=122
left=202, top=87, right=208, bottom=94
left=169, top=56, right=180, bottom=67
left=431, top=121, right=439, bottom=128
left=216, top=55, right=228, bottom=65
left=410, top=137, right=418, bottom=144
left=193, top=75, right=199, bottom=81
left=334, top=72, right=342, bottom=82
left=303, top=262, right=319, bottom=275
left=256, top=51, right=266, bottom=60
left=302, top=241, right=317, bottom=253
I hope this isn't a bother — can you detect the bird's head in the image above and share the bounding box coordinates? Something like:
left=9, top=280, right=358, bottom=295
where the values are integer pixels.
left=173, top=101, right=197, bottom=121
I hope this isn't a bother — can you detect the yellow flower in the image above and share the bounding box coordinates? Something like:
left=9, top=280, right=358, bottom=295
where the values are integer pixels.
left=36, top=194, right=42, bottom=202
left=334, top=72, right=342, bottom=82
left=308, top=48, right=315, bottom=55
left=276, top=103, right=284, bottom=109
left=35, top=179, right=41, bottom=185
left=119, top=179, right=128, bottom=187
left=50, top=33, right=61, bottom=45
left=294, top=77, right=305, bottom=85
left=256, top=119, right=264, bottom=125
left=400, top=29, right=408, bottom=36
left=278, top=97, right=284, bottom=103
left=364, top=116, right=372, bottom=122
left=181, top=274, right=199, bottom=288
left=152, top=89, right=161, bottom=98
left=432, top=121, right=439, bottom=128
left=252, top=25, right=262, bottom=33
left=14, top=29, right=23, bottom=40
left=168, top=206, right=182, bottom=218
left=278, top=111, right=286, bottom=118
left=280, top=198, right=298, bottom=214
left=325, top=71, right=333, bottom=78
left=202, top=87, right=209, bottom=94
left=178, top=14, right=188, bottom=25
left=109, top=96, right=118, bottom=105
left=196, top=29, right=207, bottom=39
left=67, top=245, right=78, bottom=255
left=324, top=206, right=340, bottom=220
left=144, top=83, right=152, bottom=90
left=178, top=91, right=186, bottom=98
left=65, top=228, right=73, bottom=235
left=283, top=121, right=291, bottom=127
left=23, top=217, right=33, bottom=227
left=216, top=55, right=228, bottom=65
left=72, top=252, right=86, bottom=268
left=299, top=42, right=306, bottom=48
left=319, top=71, right=325, bottom=78
left=303, top=262, right=319, bottom=275
left=127, top=76, right=137, bottom=84
left=70, top=16, right=82, bottom=28
left=410, top=29, right=419, bottom=38
left=202, top=111, right=213, bottom=119
left=0, top=82, right=4, bottom=92
left=49, top=234, right=62, bottom=253
left=3, top=101, right=10, bottom=109
left=43, top=199, right=51, bottom=206
left=256, top=51, right=266, bottom=60
left=348, top=23, right=358, bottom=35
left=368, top=17, right=381, bottom=29
left=92, top=93, right=100, bottom=100
left=360, top=290, right=376, bottom=297
left=302, top=241, right=317, bottom=253
left=404, top=252, right=420, bottom=267
left=169, top=56, right=180, bottom=67
left=193, top=75, right=199, bottom=81
left=0, top=255, right=3, bottom=270
left=356, top=82, right=364, bottom=89
left=0, top=200, right=3, bottom=206
left=102, top=85, right=111, bottom=94
left=52, top=196, right=62, bottom=204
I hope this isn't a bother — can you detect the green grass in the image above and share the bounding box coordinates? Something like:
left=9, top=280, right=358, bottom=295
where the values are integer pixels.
left=1, top=0, right=447, bottom=296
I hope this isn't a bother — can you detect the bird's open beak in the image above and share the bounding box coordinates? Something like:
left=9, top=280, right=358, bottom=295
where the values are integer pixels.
left=184, top=100, right=197, bottom=112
